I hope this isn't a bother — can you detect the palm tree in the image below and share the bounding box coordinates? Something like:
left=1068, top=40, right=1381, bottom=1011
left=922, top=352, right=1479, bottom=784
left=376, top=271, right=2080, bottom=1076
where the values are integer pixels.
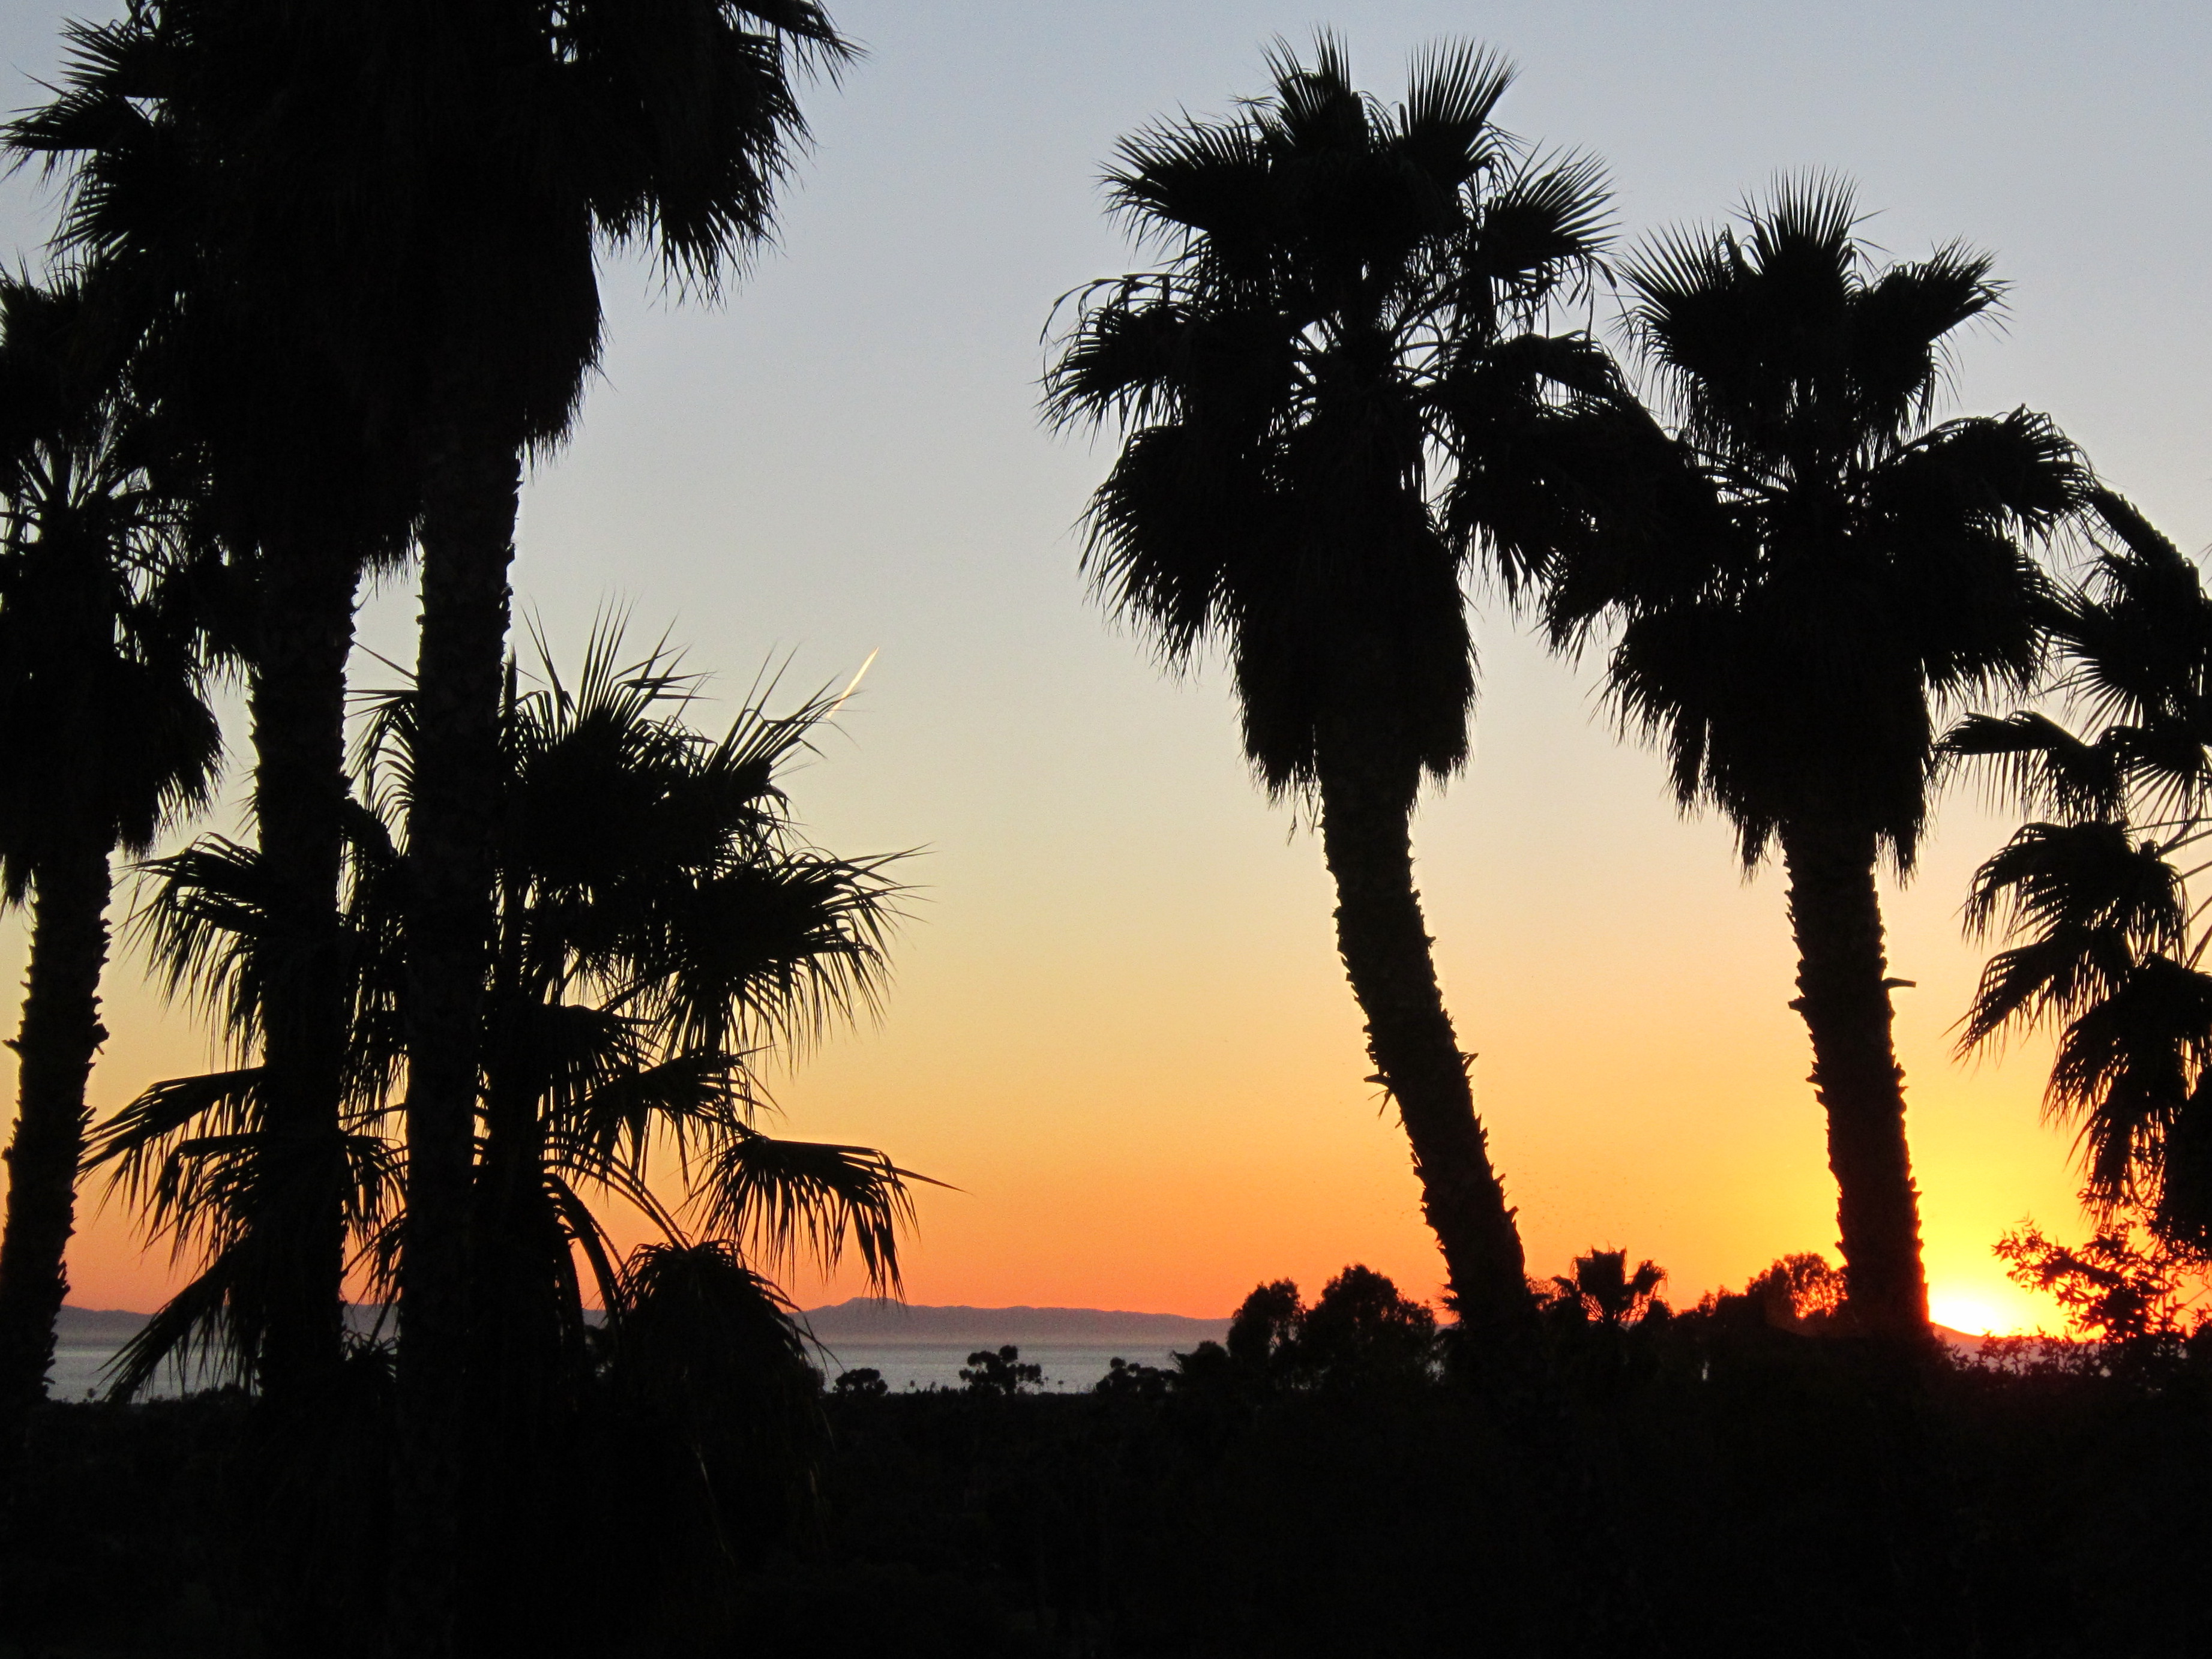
left=1948, top=491, right=2212, bottom=1250
left=1572, top=182, right=2089, bottom=1339
left=9, top=6, right=421, bottom=1406
left=94, top=625, right=918, bottom=1637
left=293, top=11, right=855, bottom=1592
left=95, top=628, right=916, bottom=1384
left=425, top=630, right=913, bottom=1422
left=1548, top=1249, right=1666, bottom=1328
left=16, top=14, right=851, bottom=1586
left=79, top=789, right=408, bottom=1402
left=1046, top=38, right=1623, bottom=1347
left=397, top=628, right=913, bottom=1642
left=0, top=277, right=221, bottom=1463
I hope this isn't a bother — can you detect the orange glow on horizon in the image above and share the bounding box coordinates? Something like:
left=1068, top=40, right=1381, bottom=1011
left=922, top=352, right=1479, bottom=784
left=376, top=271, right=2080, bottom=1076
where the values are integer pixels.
left=1929, top=1286, right=2044, bottom=1339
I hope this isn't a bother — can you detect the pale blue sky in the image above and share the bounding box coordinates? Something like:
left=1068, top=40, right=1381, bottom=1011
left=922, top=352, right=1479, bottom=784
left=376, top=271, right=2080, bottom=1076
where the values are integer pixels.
left=5, top=4, right=2208, bottom=1322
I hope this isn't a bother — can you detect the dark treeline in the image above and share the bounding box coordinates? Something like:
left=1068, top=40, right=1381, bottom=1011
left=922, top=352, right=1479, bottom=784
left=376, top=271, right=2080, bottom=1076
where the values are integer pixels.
left=8, top=1253, right=2212, bottom=1655
left=1, top=16, right=2210, bottom=1659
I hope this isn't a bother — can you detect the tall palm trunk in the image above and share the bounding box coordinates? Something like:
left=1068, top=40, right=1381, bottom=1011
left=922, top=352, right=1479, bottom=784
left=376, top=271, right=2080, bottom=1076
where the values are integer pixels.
left=249, top=541, right=362, bottom=1407
left=0, top=843, right=113, bottom=1463
left=1315, top=748, right=1535, bottom=1348
left=471, top=910, right=577, bottom=1440
left=392, top=424, right=521, bottom=1656
left=1779, top=818, right=1930, bottom=1340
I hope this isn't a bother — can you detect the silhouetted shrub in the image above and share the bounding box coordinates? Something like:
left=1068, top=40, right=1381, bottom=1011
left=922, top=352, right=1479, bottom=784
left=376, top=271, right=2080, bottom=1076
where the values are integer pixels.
left=1094, top=1357, right=1171, bottom=1398
left=1224, top=1278, right=1300, bottom=1375
left=1294, top=1264, right=1437, bottom=1385
left=1688, top=1249, right=1846, bottom=1335
left=959, top=1345, right=1042, bottom=1396
left=1201, top=1265, right=1437, bottom=1395
left=1997, top=1221, right=2208, bottom=1350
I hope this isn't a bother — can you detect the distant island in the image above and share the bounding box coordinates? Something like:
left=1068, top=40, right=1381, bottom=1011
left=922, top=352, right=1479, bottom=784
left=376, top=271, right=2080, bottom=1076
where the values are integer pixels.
left=53, top=1307, right=154, bottom=1344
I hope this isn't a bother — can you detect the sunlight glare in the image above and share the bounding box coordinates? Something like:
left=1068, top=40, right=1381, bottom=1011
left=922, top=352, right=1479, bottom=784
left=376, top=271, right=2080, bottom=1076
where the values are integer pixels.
left=1929, top=1290, right=2016, bottom=1337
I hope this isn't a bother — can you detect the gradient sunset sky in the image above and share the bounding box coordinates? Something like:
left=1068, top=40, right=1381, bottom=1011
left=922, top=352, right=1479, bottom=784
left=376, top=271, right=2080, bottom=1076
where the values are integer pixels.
left=4, top=2, right=2208, bottom=1333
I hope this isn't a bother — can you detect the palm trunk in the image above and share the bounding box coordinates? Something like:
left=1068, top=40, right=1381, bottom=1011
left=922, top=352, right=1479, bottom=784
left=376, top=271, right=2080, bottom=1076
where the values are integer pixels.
left=1779, top=818, right=1930, bottom=1341
left=392, top=425, right=520, bottom=1657
left=1314, top=752, right=1535, bottom=1349
left=249, top=541, right=362, bottom=1408
left=0, top=844, right=113, bottom=1464
left=472, top=910, right=574, bottom=1436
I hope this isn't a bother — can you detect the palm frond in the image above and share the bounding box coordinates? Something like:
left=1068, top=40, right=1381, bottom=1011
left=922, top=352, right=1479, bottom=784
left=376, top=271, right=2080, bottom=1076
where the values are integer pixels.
left=1396, top=40, right=1515, bottom=190
left=690, top=1125, right=936, bottom=1296
left=1959, top=821, right=2186, bottom=1049
left=2048, top=955, right=2212, bottom=1208
left=101, top=1253, right=250, bottom=1402
left=1941, top=712, right=2125, bottom=820
left=1465, top=148, right=1611, bottom=306
left=130, top=839, right=273, bottom=1046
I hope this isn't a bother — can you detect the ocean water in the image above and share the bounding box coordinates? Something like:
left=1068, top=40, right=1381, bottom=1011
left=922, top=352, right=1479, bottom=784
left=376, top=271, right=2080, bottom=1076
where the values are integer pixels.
left=47, top=1339, right=226, bottom=1403
left=43, top=1334, right=1201, bottom=1402
left=808, top=1340, right=1191, bottom=1394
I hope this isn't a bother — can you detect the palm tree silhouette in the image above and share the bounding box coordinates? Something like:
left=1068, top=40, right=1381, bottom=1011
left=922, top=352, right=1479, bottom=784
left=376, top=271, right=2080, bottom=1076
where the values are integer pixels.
left=77, top=794, right=407, bottom=1401
left=0, top=277, right=220, bottom=1460
left=445, top=630, right=913, bottom=1424
left=1578, top=182, right=2088, bottom=1339
left=1549, top=1249, right=1666, bottom=1328
left=10, top=7, right=423, bottom=1406
left=95, top=624, right=918, bottom=1634
left=94, top=628, right=918, bottom=1404
left=1047, top=37, right=1619, bottom=1346
left=1949, top=491, right=2212, bottom=1250
left=328, top=13, right=853, bottom=1591
left=16, top=5, right=853, bottom=1613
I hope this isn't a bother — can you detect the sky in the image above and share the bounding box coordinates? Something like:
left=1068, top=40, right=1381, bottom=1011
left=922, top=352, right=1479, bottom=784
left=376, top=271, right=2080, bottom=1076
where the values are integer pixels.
left=4, top=2, right=2209, bottom=1334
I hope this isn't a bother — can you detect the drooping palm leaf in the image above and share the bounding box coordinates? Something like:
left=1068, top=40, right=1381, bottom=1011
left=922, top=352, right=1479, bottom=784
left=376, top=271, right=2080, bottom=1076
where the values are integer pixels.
left=691, top=1126, right=934, bottom=1297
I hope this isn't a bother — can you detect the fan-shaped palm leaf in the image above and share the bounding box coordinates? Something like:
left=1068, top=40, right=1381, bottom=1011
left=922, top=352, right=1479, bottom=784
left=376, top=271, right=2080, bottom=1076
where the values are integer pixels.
left=692, top=1126, right=933, bottom=1297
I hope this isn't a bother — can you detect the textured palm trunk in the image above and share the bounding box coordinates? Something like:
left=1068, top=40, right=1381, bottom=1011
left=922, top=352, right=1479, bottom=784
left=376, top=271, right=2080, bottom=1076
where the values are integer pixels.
left=0, top=844, right=113, bottom=1466
left=472, top=974, right=576, bottom=1438
left=467, top=1006, right=579, bottom=1650
left=248, top=542, right=362, bottom=1408
left=1779, top=818, right=1931, bottom=1342
left=1314, top=752, right=1536, bottom=1349
left=393, top=427, right=521, bottom=1656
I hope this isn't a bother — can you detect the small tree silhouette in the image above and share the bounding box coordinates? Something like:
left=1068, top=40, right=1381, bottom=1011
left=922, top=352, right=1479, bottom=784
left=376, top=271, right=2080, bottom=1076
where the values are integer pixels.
left=1746, top=1253, right=1845, bottom=1331
left=1548, top=1250, right=1669, bottom=1328
left=960, top=1345, right=1042, bottom=1397
left=833, top=1366, right=888, bottom=1399
left=1226, top=1279, right=1303, bottom=1376
left=1299, top=1266, right=1439, bottom=1382
left=1095, top=1356, right=1171, bottom=1399
left=1206, top=1266, right=1438, bottom=1390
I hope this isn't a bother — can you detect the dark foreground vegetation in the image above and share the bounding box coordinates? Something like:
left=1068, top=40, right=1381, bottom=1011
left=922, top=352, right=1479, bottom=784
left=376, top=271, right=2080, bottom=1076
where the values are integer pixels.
left=5, top=1262, right=2209, bottom=1659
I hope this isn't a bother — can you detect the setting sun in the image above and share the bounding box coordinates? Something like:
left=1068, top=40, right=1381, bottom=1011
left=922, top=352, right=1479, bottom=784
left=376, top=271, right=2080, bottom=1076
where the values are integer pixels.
left=1929, top=1287, right=2040, bottom=1337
